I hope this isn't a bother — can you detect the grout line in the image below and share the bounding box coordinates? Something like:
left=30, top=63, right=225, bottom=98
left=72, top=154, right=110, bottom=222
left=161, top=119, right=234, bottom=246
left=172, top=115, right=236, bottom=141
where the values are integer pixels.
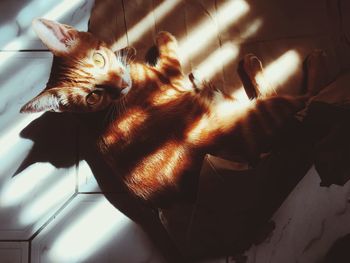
left=77, top=192, right=103, bottom=195
left=151, top=0, right=158, bottom=32
left=77, top=191, right=126, bottom=194
left=0, top=49, right=49, bottom=52
left=229, top=33, right=329, bottom=45
left=75, top=124, right=80, bottom=193
left=214, top=0, right=223, bottom=48
left=28, top=193, right=77, bottom=242
left=0, top=239, right=29, bottom=242
left=121, top=0, right=129, bottom=45
left=151, top=0, right=157, bottom=37
left=28, top=240, right=31, bottom=263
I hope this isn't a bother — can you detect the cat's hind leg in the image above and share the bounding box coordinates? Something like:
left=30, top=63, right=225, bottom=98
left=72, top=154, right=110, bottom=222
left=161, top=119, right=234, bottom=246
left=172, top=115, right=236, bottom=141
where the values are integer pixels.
left=239, top=54, right=275, bottom=99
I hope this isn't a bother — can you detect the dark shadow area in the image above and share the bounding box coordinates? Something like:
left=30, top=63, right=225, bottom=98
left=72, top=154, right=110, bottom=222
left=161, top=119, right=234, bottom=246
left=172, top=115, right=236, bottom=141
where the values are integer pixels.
left=18, top=110, right=187, bottom=262
left=161, top=118, right=315, bottom=260
left=10, top=1, right=350, bottom=261
left=323, top=233, right=350, bottom=263
left=15, top=112, right=79, bottom=176
left=304, top=102, right=350, bottom=186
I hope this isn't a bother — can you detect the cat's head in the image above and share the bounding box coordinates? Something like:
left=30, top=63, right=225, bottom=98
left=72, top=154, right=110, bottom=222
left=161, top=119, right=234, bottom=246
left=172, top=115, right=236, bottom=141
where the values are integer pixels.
left=21, top=18, right=133, bottom=113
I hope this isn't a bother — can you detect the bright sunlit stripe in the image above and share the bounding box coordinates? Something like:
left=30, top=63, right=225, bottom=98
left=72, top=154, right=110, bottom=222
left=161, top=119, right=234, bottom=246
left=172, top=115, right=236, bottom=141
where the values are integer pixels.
left=49, top=198, right=129, bottom=262
left=0, top=112, right=43, bottom=158
left=239, top=18, right=263, bottom=39
left=19, top=168, right=75, bottom=225
left=0, top=163, right=56, bottom=207
left=231, top=85, right=249, bottom=101
left=112, top=0, right=183, bottom=49
left=195, top=42, right=239, bottom=80
left=0, top=0, right=85, bottom=65
left=231, top=50, right=301, bottom=99
left=180, top=0, right=249, bottom=60
left=42, top=0, right=85, bottom=20
left=256, top=50, right=301, bottom=94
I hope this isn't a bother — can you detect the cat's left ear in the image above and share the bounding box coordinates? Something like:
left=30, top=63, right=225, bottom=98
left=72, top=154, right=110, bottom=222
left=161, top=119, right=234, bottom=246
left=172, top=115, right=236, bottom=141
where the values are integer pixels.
left=20, top=88, right=67, bottom=113
left=32, top=18, right=78, bottom=55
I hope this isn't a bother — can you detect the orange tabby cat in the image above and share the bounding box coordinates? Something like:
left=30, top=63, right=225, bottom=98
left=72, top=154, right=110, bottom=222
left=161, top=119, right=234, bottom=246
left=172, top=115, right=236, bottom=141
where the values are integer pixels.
left=21, top=19, right=310, bottom=206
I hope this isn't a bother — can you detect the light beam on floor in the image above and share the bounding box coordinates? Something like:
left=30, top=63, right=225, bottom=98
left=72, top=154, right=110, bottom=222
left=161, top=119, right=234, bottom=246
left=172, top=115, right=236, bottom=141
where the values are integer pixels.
left=179, top=0, right=249, bottom=61
left=0, top=163, right=55, bottom=207
left=49, top=197, right=129, bottom=262
left=0, top=113, right=43, bottom=161
left=256, top=50, right=301, bottom=95
left=194, top=42, right=239, bottom=81
left=19, top=167, right=75, bottom=226
left=231, top=50, right=301, bottom=99
left=112, top=0, right=183, bottom=49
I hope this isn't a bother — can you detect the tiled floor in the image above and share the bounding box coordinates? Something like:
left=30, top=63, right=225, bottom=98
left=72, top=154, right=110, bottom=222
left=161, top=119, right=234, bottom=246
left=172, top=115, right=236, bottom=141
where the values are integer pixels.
left=1, top=0, right=350, bottom=262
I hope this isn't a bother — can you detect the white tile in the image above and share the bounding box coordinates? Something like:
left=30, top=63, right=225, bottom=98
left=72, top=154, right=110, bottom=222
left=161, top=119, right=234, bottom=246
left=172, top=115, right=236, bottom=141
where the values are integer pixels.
left=77, top=160, right=101, bottom=193
left=31, top=194, right=165, bottom=263
left=0, top=52, right=77, bottom=240
left=0, top=242, right=29, bottom=263
left=0, top=0, right=94, bottom=50
left=244, top=166, right=350, bottom=263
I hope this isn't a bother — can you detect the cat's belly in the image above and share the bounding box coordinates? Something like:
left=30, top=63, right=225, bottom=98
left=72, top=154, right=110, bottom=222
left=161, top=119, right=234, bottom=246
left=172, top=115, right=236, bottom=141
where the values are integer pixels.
left=122, top=141, right=204, bottom=204
left=99, top=134, right=205, bottom=205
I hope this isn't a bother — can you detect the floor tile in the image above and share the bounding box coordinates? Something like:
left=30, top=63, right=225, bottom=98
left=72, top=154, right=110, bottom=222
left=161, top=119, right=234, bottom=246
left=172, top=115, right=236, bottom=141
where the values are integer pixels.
left=77, top=160, right=101, bottom=193
left=0, top=0, right=94, bottom=50
left=244, top=166, right=350, bottom=263
left=31, top=194, right=165, bottom=263
left=0, top=52, right=77, bottom=240
left=0, top=242, right=28, bottom=263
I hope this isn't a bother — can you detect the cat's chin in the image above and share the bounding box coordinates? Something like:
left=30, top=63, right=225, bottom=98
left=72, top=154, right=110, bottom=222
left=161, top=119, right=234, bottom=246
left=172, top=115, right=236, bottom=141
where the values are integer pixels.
left=121, top=85, right=131, bottom=95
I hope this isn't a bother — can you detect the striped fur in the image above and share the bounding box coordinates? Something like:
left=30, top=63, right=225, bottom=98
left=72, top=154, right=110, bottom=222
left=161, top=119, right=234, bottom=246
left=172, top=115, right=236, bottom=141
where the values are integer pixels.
left=22, top=20, right=311, bottom=206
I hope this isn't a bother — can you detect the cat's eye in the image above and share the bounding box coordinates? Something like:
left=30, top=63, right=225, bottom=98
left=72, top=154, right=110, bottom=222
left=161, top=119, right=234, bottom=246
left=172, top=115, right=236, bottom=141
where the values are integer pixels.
left=86, top=90, right=103, bottom=105
left=92, top=52, right=105, bottom=68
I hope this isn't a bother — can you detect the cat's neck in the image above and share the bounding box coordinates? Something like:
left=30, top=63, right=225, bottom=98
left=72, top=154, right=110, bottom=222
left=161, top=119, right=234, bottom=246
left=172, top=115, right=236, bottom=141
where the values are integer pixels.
left=128, top=61, right=192, bottom=92
left=128, top=62, right=158, bottom=89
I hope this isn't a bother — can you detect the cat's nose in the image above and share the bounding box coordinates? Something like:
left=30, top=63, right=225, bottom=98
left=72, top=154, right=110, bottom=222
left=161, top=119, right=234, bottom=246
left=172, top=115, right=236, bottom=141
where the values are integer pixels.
left=108, top=71, right=131, bottom=90
left=119, top=73, right=131, bottom=89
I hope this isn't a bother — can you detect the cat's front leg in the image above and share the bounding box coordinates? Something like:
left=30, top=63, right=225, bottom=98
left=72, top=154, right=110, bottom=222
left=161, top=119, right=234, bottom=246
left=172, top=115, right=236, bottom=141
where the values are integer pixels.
left=155, top=32, right=183, bottom=81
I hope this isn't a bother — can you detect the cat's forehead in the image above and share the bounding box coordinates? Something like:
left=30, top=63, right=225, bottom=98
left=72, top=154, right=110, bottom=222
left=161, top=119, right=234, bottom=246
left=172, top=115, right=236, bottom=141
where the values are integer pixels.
left=65, top=31, right=105, bottom=58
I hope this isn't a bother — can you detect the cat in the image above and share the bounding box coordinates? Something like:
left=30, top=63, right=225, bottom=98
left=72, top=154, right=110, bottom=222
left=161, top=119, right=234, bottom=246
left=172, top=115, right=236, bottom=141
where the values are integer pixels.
left=21, top=18, right=312, bottom=206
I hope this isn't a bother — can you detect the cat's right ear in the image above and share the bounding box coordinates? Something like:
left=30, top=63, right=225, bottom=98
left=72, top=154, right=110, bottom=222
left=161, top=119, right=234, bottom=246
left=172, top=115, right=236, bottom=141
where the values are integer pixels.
left=116, top=46, right=137, bottom=61
left=20, top=88, right=64, bottom=113
left=32, top=18, right=78, bottom=55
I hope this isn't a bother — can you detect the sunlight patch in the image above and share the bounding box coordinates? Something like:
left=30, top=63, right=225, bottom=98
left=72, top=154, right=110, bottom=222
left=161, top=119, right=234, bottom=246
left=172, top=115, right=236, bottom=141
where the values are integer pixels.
left=180, top=0, right=249, bottom=60
left=49, top=198, right=128, bottom=262
left=112, top=0, right=183, bottom=49
left=257, top=50, right=301, bottom=95
left=0, top=112, right=43, bottom=160
left=195, top=43, right=239, bottom=81
left=0, top=163, right=55, bottom=207
left=19, top=168, right=75, bottom=226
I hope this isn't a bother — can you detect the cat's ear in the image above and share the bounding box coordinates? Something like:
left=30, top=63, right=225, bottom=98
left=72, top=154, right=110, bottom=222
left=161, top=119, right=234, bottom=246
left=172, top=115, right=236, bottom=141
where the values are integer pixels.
left=20, top=88, right=66, bottom=113
left=32, top=18, right=78, bottom=54
left=116, top=46, right=137, bottom=61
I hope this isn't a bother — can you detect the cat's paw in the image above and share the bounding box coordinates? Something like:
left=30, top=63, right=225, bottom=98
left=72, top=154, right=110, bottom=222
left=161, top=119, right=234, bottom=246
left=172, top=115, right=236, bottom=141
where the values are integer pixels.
left=156, top=31, right=177, bottom=47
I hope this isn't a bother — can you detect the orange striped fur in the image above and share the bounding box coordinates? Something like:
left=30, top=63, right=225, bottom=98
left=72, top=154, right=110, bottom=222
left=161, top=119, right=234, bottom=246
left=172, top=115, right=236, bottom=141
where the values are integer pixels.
left=22, top=19, right=311, bottom=206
